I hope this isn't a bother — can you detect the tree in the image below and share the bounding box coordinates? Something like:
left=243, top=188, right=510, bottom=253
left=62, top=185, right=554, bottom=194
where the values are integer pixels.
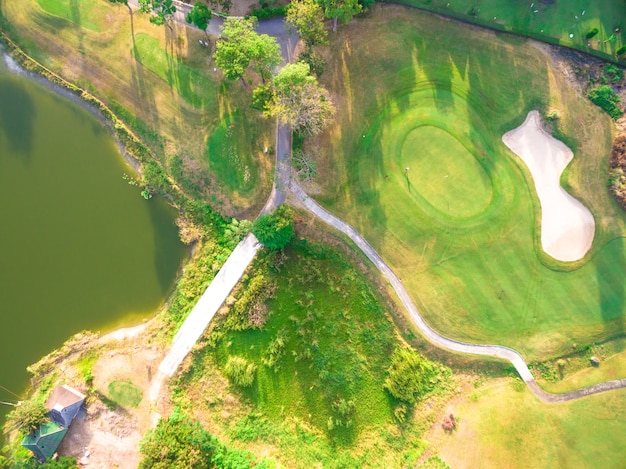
left=264, top=62, right=335, bottom=135
left=108, top=0, right=131, bottom=13
left=252, top=204, right=295, bottom=250
left=5, top=399, right=48, bottom=434
left=383, top=346, right=440, bottom=404
left=286, top=0, right=328, bottom=47
left=319, top=0, right=361, bottom=32
left=138, top=0, right=177, bottom=30
left=214, top=17, right=282, bottom=83
left=139, top=416, right=218, bottom=468
left=185, top=2, right=212, bottom=40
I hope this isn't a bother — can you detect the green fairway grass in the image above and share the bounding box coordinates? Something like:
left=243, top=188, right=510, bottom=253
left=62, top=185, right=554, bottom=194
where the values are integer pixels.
left=36, top=0, right=107, bottom=32
left=394, top=0, right=625, bottom=62
left=133, top=33, right=216, bottom=110
left=207, top=110, right=264, bottom=197
left=108, top=380, right=143, bottom=408
left=437, top=379, right=626, bottom=468
left=314, top=6, right=625, bottom=361
left=400, top=125, right=493, bottom=218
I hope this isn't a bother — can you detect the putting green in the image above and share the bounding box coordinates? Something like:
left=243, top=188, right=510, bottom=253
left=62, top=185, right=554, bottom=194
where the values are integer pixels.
left=317, top=7, right=623, bottom=361
left=401, top=125, right=492, bottom=218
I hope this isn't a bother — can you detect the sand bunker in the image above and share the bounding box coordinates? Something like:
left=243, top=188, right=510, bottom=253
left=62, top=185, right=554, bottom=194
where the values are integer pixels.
left=502, top=110, right=594, bottom=262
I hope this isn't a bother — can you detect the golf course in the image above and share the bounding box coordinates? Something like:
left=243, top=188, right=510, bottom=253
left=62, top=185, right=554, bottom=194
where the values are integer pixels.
left=313, top=6, right=626, bottom=362
left=2, top=0, right=626, bottom=467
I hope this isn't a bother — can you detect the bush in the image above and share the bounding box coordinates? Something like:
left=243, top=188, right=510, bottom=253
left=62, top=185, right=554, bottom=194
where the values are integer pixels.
left=139, top=416, right=218, bottom=468
left=618, top=45, right=626, bottom=56
left=5, top=399, right=48, bottom=434
left=298, top=49, right=327, bottom=77
left=224, top=356, right=257, bottom=387
left=383, top=346, right=441, bottom=404
left=587, top=85, right=624, bottom=119
left=602, top=63, right=624, bottom=83
left=250, top=6, right=286, bottom=20
left=586, top=28, right=599, bottom=39
left=252, top=204, right=294, bottom=250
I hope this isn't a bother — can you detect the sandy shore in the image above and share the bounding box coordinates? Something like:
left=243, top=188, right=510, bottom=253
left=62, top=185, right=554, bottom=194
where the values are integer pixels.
left=502, top=110, right=595, bottom=262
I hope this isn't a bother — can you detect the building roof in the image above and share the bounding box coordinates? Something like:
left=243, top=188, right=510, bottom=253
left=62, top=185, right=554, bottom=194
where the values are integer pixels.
left=21, top=420, right=68, bottom=462
left=45, top=385, right=85, bottom=412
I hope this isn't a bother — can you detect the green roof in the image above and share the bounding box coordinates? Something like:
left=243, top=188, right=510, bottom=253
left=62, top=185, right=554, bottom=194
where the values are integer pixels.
left=21, top=420, right=68, bottom=462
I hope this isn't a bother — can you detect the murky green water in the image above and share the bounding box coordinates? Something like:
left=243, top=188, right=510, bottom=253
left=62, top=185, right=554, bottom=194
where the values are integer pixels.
left=0, top=62, right=187, bottom=433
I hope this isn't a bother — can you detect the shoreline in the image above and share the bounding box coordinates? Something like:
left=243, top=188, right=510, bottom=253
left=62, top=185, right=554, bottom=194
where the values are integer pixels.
left=0, top=45, right=141, bottom=174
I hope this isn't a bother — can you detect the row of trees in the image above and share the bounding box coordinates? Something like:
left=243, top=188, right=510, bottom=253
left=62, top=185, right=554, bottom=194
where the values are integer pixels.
left=212, top=14, right=336, bottom=135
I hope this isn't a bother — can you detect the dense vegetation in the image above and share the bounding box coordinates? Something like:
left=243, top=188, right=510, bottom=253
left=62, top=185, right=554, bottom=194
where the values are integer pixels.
left=251, top=205, right=295, bottom=250
left=174, top=240, right=453, bottom=467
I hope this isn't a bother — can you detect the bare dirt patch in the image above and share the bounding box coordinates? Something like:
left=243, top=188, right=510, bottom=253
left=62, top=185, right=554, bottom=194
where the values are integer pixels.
left=39, top=325, right=176, bottom=468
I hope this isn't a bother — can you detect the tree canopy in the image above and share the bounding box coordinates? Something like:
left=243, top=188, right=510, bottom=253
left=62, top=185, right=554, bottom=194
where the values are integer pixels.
left=264, top=62, right=335, bottom=135
left=286, top=0, right=328, bottom=47
left=214, top=17, right=282, bottom=82
left=319, top=0, right=361, bottom=32
left=185, top=2, right=212, bottom=37
left=252, top=204, right=295, bottom=250
left=138, top=0, right=177, bottom=28
left=5, top=399, right=48, bottom=434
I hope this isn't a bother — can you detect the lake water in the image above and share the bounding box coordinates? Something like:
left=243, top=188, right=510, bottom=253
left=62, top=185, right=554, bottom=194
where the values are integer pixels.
left=0, top=59, right=187, bottom=435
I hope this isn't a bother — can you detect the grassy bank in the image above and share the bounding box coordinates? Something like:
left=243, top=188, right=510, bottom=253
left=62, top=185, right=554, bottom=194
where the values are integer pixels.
left=173, top=238, right=455, bottom=468
left=435, top=379, right=626, bottom=468
left=312, top=5, right=624, bottom=361
left=0, top=0, right=273, bottom=217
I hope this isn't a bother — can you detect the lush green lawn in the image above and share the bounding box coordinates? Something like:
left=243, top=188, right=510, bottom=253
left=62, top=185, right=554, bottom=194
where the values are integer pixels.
left=4, top=0, right=274, bottom=217
left=108, top=380, right=143, bottom=408
left=177, top=241, right=453, bottom=468
left=437, top=379, right=626, bottom=468
left=36, top=0, right=107, bottom=32
left=133, top=33, right=216, bottom=110
left=314, top=6, right=624, bottom=361
left=395, top=0, right=626, bottom=61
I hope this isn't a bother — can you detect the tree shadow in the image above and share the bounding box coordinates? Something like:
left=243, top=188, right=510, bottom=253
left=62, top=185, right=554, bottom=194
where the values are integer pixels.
left=146, top=194, right=188, bottom=297
left=129, top=8, right=160, bottom=132
left=594, top=238, right=626, bottom=351
left=0, top=79, right=35, bottom=161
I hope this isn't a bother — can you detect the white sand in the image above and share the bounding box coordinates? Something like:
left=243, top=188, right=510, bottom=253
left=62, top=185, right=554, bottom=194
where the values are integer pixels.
left=502, top=110, right=594, bottom=262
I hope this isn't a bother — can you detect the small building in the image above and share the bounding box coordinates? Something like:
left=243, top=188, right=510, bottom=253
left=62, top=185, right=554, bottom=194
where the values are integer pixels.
left=21, top=384, right=85, bottom=462
left=21, top=420, right=68, bottom=463
left=45, top=385, right=85, bottom=428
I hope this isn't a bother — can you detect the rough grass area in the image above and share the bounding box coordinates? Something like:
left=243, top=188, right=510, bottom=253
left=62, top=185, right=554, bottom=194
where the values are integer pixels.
left=174, top=240, right=455, bottom=468
left=436, top=379, right=626, bottom=468
left=395, top=0, right=625, bottom=62
left=312, top=6, right=625, bottom=362
left=108, top=380, right=143, bottom=408
left=2, top=0, right=273, bottom=217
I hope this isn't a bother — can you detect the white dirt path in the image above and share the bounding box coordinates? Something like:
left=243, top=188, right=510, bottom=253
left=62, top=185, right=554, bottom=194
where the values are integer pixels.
left=502, top=110, right=595, bottom=261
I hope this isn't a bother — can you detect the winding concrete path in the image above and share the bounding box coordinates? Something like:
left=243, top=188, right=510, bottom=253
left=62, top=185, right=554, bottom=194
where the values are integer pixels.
left=289, top=179, right=626, bottom=402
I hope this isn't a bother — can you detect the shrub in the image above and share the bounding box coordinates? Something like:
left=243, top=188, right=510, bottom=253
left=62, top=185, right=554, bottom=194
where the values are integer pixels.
left=298, top=49, right=327, bottom=77
left=250, top=6, right=286, bottom=20
left=252, top=204, right=295, bottom=250
left=139, top=416, right=218, bottom=468
left=586, top=28, right=599, bottom=39
left=224, top=356, right=257, bottom=387
left=602, top=63, right=624, bottom=83
left=587, top=85, right=624, bottom=119
left=5, top=399, right=48, bottom=434
left=252, top=84, right=274, bottom=111
left=383, top=346, right=441, bottom=404
left=618, top=45, right=626, bottom=56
